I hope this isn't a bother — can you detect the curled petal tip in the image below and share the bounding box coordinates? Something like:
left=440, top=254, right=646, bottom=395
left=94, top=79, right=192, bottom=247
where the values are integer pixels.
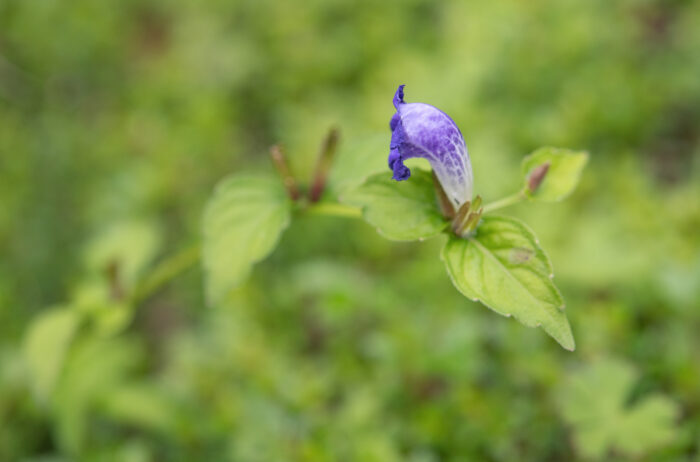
left=391, top=162, right=411, bottom=181
left=393, top=84, right=406, bottom=110
left=388, top=147, right=401, bottom=169
left=389, top=146, right=411, bottom=180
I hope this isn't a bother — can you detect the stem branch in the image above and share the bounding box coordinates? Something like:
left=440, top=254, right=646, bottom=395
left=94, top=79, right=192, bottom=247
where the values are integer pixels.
left=130, top=244, right=201, bottom=305
left=482, top=191, right=526, bottom=214
left=304, top=202, right=362, bottom=219
left=129, top=199, right=360, bottom=305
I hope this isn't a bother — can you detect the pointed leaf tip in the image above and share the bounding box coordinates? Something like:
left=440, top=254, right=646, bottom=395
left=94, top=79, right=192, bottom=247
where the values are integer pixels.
left=441, top=215, right=575, bottom=350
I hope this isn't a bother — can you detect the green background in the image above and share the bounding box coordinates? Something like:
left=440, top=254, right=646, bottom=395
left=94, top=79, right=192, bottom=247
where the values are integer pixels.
left=1, top=0, right=699, bottom=460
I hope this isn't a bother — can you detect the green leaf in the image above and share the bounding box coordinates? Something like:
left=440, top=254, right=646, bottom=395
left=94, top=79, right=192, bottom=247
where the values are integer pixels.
left=327, top=132, right=387, bottom=197
left=98, top=383, right=180, bottom=434
left=84, top=220, right=161, bottom=292
left=23, top=308, right=81, bottom=400
left=202, top=174, right=292, bottom=305
left=71, top=283, right=132, bottom=337
left=53, top=336, right=141, bottom=453
left=342, top=168, right=448, bottom=241
left=441, top=215, right=574, bottom=350
left=522, top=147, right=588, bottom=201
left=558, top=358, right=679, bottom=459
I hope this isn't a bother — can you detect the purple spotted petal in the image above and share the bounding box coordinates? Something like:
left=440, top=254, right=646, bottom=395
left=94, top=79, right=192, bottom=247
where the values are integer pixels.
left=389, top=85, right=473, bottom=208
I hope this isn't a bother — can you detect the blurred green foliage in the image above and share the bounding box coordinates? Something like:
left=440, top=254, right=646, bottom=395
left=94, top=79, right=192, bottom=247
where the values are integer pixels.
left=1, top=0, right=699, bottom=460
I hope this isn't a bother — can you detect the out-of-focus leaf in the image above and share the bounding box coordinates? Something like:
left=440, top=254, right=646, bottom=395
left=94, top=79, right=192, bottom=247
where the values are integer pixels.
left=84, top=220, right=161, bottom=292
left=327, top=132, right=386, bottom=197
left=23, top=308, right=81, bottom=400
left=18, top=457, right=70, bottom=462
left=202, top=174, right=292, bottom=305
left=53, top=336, right=142, bottom=453
left=441, top=215, right=574, bottom=350
left=98, top=383, right=180, bottom=434
left=70, top=283, right=133, bottom=337
left=522, top=147, right=588, bottom=201
left=92, top=303, right=132, bottom=337
left=558, top=358, right=679, bottom=459
left=342, top=168, right=448, bottom=241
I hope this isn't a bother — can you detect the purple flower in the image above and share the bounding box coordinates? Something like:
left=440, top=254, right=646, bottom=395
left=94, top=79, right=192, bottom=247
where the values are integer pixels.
left=389, top=85, right=473, bottom=209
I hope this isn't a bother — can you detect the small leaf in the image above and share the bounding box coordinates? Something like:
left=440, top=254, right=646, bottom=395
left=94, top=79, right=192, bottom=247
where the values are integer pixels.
left=23, top=307, right=81, bottom=400
left=342, top=168, right=448, bottom=241
left=84, top=220, right=161, bottom=292
left=522, top=147, right=588, bottom=201
left=53, top=336, right=141, bottom=452
left=558, top=358, right=680, bottom=459
left=98, top=383, right=180, bottom=434
left=441, top=215, right=574, bottom=350
left=202, top=174, right=292, bottom=305
left=327, top=132, right=386, bottom=197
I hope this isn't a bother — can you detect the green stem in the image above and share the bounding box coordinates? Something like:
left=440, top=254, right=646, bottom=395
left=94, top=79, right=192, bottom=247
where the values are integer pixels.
left=130, top=200, right=362, bottom=305
left=304, top=202, right=362, bottom=219
left=482, top=191, right=526, bottom=214
left=130, top=244, right=201, bottom=305
left=130, top=202, right=361, bottom=305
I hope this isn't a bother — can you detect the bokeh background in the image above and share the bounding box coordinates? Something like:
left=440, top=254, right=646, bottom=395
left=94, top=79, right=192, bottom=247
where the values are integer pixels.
left=1, top=0, right=699, bottom=460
